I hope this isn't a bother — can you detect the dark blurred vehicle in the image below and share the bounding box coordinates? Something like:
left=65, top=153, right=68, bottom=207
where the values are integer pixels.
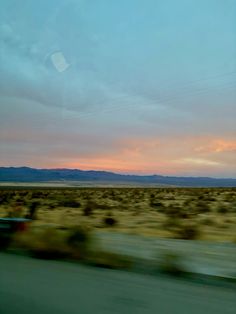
left=0, top=217, right=31, bottom=249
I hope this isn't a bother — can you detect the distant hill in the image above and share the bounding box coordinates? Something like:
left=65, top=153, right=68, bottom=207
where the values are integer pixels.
left=0, top=167, right=236, bottom=187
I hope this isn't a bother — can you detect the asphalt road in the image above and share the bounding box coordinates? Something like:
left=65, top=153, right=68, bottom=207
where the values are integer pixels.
left=0, top=253, right=235, bottom=314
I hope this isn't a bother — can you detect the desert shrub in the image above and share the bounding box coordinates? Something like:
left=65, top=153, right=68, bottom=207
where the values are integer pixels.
left=218, top=222, right=228, bottom=229
left=59, top=198, right=81, bottom=208
left=224, top=193, right=236, bottom=202
left=183, top=198, right=195, bottom=206
left=10, top=225, right=91, bottom=260
left=166, top=196, right=175, bottom=200
left=149, top=200, right=163, bottom=208
left=216, top=204, right=230, bottom=214
left=99, top=204, right=113, bottom=210
left=178, top=211, right=189, bottom=219
left=150, top=193, right=156, bottom=199
left=83, top=200, right=111, bottom=210
left=231, top=202, right=236, bottom=213
left=205, top=197, right=216, bottom=202
left=28, top=228, right=69, bottom=259
left=159, top=253, right=186, bottom=276
left=103, top=216, right=117, bottom=227
left=0, top=194, right=9, bottom=205
left=163, top=217, right=181, bottom=232
left=31, top=191, right=44, bottom=198
left=83, top=206, right=93, bottom=216
left=200, top=217, right=215, bottom=226
left=25, top=200, right=40, bottom=220
left=8, top=202, right=24, bottom=218
left=197, top=195, right=205, bottom=200
left=176, top=223, right=200, bottom=240
left=194, top=201, right=210, bottom=214
left=165, top=206, right=181, bottom=218
left=87, top=251, right=132, bottom=269
left=82, top=201, right=95, bottom=216
left=47, top=203, right=57, bottom=209
left=224, top=218, right=233, bottom=224
left=66, top=226, right=90, bottom=256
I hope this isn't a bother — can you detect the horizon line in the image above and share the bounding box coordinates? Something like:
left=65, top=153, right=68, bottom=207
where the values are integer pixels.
left=1, top=166, right=236, bottom=180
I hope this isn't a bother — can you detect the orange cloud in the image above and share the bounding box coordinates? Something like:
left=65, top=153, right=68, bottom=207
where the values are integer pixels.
left=195, top=139, right=236, bottom=153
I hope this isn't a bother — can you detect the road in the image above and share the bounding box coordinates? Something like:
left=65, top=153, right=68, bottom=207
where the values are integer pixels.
left=0, top=252, right=235, bottom=314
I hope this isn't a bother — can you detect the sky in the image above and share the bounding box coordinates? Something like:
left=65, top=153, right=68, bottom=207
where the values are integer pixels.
left=0, top=0, right=236, bottom=178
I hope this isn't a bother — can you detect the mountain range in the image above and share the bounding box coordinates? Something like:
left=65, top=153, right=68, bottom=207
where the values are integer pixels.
left=0, top=167, right=236, bottom=187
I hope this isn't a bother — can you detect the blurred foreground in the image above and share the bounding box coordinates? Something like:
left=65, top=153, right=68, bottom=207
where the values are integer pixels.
left=1, top=252, right=236, bottom=314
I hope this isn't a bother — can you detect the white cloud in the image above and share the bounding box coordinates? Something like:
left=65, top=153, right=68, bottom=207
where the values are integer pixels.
left=178, top=158, right=222, bottom=166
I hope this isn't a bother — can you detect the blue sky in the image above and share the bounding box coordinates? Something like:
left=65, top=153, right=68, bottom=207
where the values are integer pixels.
left=0, top=0, right=236, bottom=177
